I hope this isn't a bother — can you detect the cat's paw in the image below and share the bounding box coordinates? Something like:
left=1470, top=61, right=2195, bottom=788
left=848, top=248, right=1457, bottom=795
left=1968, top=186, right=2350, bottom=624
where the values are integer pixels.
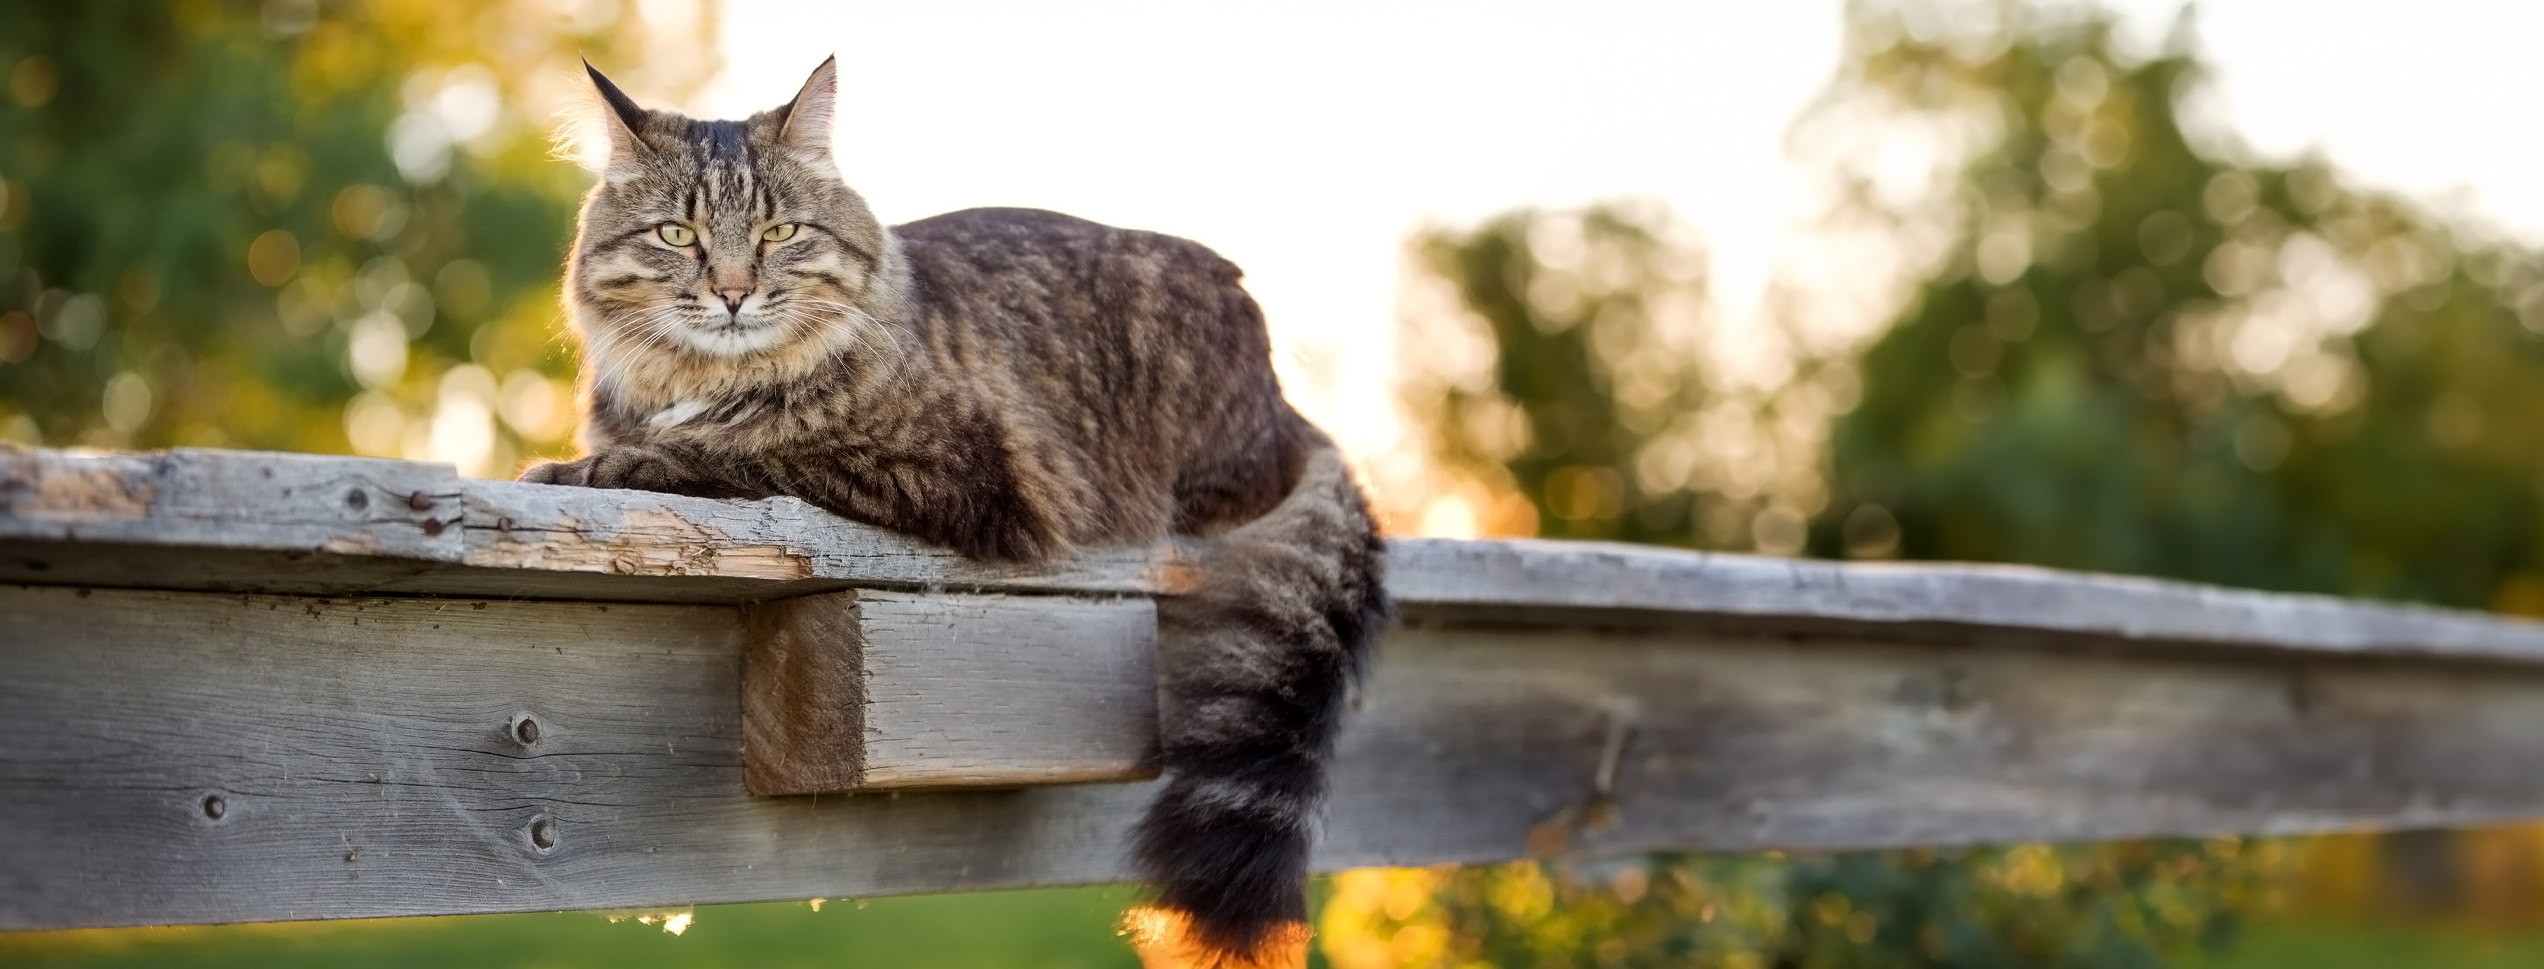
left=518, top=450, right=689, bottom=492
left=517, top=458, right=589, bottom=486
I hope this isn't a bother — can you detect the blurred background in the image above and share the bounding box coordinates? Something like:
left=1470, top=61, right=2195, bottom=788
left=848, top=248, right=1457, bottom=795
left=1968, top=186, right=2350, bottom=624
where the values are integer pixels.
left=9, top=0, right=2544, bottom=966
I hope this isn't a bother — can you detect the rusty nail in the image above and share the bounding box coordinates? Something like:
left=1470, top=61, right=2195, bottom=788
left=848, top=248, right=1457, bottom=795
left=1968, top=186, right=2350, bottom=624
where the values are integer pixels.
left=408, top=491, right=433, bottom=511
left=514, top=716, right=541, bottom=746
left=496, top=516, right=515, bottom=532
left=421, top=518, right=446, bottom=537
left=202, top=795, right=226, bottom=820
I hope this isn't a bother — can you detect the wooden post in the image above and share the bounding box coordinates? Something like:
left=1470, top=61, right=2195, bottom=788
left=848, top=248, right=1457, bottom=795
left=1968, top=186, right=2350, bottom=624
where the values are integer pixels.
left=742, top=589, right=1159, bottom=794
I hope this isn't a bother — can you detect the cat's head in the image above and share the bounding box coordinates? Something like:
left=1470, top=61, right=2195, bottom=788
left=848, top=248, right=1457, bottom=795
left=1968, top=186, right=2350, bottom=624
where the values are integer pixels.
left=562, top=58, right=904, bottom=379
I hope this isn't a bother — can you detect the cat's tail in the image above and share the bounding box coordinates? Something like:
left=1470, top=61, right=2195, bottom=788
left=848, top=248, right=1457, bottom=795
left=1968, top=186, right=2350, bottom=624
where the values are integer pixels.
left=1127, top=446, right=1389, bottom=969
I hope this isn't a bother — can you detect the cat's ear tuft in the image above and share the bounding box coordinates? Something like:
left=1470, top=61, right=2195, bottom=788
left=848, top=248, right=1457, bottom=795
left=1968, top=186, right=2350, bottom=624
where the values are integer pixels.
left=776, top=56, right=839, bottom=155
left=560, top=59, right=653, bottom=181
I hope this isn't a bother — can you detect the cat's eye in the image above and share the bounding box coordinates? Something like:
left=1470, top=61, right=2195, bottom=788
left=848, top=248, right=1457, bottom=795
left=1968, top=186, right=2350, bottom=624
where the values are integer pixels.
left=657, top=223, right=696, bottom=247
left=762, top=223, right=798, bottom=243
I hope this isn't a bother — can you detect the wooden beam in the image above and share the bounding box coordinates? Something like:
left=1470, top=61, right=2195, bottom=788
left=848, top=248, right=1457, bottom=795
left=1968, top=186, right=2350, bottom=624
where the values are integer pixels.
left=12, top=582, right=2544, bottom=931
left=0, top=446, right=1177, bottom=602
left=10, top=446, right=2544, bottom=665
left=742, top=590, right=1159, bottom=795
left=12, top=446, right=2544, bottom=931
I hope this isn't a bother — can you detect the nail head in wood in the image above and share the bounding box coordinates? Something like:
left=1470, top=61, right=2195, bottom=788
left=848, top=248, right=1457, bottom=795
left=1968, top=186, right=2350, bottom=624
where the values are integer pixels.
left=511, top=714, right=541, bottom=747
left=529, top=817, right=557, bottom=851
left=200, top=795, right=225, bottom=820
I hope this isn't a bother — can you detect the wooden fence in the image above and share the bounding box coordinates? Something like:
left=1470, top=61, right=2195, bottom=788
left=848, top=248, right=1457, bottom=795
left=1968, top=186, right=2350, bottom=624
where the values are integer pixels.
left=8, top=445, right=2544, bottom=931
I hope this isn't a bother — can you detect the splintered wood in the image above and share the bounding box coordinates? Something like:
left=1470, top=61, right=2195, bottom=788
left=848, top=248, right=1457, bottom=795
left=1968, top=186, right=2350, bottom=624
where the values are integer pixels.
left=0, top=446, right=1175, bottom=601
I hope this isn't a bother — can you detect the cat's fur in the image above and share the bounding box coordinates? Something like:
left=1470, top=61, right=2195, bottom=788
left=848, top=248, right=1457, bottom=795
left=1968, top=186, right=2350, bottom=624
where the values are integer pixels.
left=524, top=58, right=1388, bottom=966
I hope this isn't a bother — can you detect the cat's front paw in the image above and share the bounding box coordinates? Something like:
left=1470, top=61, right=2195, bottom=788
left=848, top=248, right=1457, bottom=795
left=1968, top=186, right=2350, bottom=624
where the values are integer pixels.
left=517, top=458, right=589, bottom=486
left=517, top=449, right=691, bottom=493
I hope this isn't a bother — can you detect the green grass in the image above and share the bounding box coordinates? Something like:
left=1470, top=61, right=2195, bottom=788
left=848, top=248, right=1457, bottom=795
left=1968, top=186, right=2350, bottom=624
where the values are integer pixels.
left=0, top=887, right=1144, bottom=969
left=15, top=892, right=2544, bottom=969
left=2191, top=920, right=2544, bottom=969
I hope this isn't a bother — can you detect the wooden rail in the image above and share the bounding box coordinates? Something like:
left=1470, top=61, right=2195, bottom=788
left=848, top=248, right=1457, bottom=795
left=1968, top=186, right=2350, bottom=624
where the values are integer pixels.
left=7, top=445, right=2544, bottom=930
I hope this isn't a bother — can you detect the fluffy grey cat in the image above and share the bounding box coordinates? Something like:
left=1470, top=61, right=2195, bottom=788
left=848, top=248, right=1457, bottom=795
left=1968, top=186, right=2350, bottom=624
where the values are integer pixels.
left=523, top=57, right=1387, bottom=967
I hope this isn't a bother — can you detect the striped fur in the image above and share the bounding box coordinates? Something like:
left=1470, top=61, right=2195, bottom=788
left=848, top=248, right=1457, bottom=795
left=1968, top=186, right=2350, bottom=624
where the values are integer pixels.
left=527, top=60, right=1388, bottom=964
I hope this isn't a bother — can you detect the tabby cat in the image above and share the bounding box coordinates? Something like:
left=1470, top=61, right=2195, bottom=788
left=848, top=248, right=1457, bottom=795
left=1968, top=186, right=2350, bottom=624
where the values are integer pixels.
left=522, top=58, right=1388, bottom=967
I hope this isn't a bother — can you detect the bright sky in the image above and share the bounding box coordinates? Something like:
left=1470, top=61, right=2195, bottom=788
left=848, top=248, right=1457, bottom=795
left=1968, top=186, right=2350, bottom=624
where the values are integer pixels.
left=698, top=0, right=2544, bottom=468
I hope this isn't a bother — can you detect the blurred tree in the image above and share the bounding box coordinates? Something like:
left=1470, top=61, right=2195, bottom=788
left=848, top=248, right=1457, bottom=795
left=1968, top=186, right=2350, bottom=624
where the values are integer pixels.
left=1368, top=0, right=2544, bottom=962
left=1795, top=0, right=2544, bottom=931
left=1325, top=843, right=2288, bottom=969
left=1810, top=6, right=2544, bottom=613
left=1401, top=204, right=1835, bottom=551
left=0, top=0, right=718, bottom=474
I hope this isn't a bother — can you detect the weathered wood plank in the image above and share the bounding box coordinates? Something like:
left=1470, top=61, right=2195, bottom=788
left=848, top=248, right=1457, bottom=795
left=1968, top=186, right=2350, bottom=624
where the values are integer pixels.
left=455, top=476, right=1177, bottom=599
left=14, top=582, right=2544, bottom=930
left=742, top=590, right=1158, bottom=795
left=1388, top=538, right=2544, bottom=663
left=0, top=447, right=460, bottom=558
left=9, top=447, right=2544, bottom=670
left=1324, top=619, right=2544, bottom=868
left=0, top=584, right=1148, bottom=930
left=0, top=446, right=1176, bottom=601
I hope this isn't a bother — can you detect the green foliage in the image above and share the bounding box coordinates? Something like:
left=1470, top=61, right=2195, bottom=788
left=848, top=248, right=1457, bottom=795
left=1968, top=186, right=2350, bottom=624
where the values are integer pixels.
left=0, top=0, right=714, bottom=472
left=1324, top=844, right=2288, bottom=969
left=1382, top=2, right=2544, bottom=965
left=1817, top=9, right=2544, bottom=611
left=1407, top=205, right=1728, bottom=544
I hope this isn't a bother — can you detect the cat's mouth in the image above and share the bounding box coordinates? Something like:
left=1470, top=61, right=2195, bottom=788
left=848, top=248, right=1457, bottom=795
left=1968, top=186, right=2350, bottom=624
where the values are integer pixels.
left=675, top=312, right=792, bottom=358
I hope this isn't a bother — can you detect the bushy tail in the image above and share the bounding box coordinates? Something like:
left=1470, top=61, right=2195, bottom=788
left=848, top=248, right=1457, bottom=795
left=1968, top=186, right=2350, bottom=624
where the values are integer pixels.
left=1128, top=448, right=1389, bottom=968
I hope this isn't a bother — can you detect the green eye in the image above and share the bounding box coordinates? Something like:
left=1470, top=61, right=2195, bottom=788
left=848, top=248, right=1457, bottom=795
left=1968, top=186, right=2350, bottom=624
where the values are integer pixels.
left=657, top=224, right=695, bottom=246
left=762, top=223, right=798, bottom=243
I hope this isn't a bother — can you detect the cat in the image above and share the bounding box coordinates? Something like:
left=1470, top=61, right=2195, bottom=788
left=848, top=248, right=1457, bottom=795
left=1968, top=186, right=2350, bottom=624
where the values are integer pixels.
left=521, top=58, right=1388, bottom=968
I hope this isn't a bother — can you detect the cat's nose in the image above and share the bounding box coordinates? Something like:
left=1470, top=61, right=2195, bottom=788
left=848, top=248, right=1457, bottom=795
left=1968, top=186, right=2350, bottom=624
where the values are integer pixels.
left=718, top=289, right=749, bottom=315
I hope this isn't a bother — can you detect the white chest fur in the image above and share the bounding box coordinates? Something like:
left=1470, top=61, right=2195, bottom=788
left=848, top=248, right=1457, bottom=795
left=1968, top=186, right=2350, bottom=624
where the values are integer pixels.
left=646, top=401, right=711, bottom=430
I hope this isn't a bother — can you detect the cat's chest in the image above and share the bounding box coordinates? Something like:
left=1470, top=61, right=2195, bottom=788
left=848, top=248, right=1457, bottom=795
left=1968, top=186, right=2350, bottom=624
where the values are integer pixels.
left=616, top=397, right=765, bottom=449
left=643, top=400, right=715, bottom=432
left=615, top=394, right=856, bottom=452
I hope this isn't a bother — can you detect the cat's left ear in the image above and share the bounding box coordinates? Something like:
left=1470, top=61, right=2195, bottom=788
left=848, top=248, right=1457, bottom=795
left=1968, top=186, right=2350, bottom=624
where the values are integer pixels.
left=565, top=59, right=655, bottom=183
left=776, top=56, right=838, bottom=155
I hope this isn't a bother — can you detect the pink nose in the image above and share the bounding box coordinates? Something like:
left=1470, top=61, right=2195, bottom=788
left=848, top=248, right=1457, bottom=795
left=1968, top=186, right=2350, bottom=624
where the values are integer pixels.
left=718, top=289, right=749, bottom=314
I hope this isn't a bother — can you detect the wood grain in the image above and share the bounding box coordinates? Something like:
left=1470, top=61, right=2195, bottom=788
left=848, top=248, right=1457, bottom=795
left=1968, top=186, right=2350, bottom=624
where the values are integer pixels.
left=15, top=445, right=2544, bottom=930
left=15, top=583, right=2544, bottom=929
left=7, top=447, right=2544, bottom=670
left=1387, top=538, right=2544, bottom=663
left=856, top=591, right=1159, bottom=789
left=741, top=590, right=1159, bottom=795
left=0, top=584, right=1147, bottom=930
left=0, top=446, right=1178, bottom=602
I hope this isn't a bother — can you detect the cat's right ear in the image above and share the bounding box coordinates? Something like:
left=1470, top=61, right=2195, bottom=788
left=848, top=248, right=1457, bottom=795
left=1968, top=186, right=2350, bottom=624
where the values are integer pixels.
left=775, top=56, right=839, bottom=155
left=563, top=60, right=653, bottom=182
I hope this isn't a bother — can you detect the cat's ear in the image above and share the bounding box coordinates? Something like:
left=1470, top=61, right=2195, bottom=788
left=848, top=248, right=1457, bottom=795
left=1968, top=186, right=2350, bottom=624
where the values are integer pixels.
left=775, top=56, right=839, bottom=155
left=565, top=59, right=653, bottom=181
